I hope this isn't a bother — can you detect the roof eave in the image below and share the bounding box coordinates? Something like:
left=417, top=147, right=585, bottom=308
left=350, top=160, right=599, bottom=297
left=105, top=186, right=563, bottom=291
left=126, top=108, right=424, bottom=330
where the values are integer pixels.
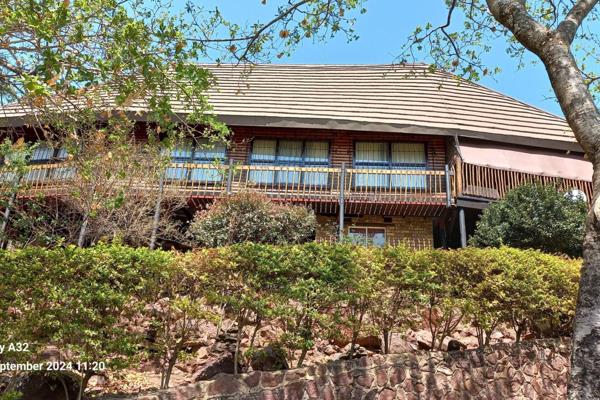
left=0, top=112, right=583, bottom=153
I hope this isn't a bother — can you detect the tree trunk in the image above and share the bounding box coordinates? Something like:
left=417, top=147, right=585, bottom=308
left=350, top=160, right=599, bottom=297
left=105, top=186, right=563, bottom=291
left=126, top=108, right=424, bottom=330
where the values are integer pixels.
left=296, top=348, right=308, bottom=368
left=149, top=173, right=164, bottom=250
left=382, top=329, right=390, bottom=355
left=234, top=315, right=245, bottom=375
left=0, top=173, right=22, bottom=248
left=515, top=325, right=523, bottom=344
left=161, top=346, right=180, bottom=389
left=76, top=370, right=93, bottom=400
left=536, top=32, right=600, bottom=400
left=249, top=315, right=262, bottom=349
left=570, top=198, right=600, bottom=399
left=484, top=3, right=600, bottom=397
left=77, top=213, right=89, bottom=247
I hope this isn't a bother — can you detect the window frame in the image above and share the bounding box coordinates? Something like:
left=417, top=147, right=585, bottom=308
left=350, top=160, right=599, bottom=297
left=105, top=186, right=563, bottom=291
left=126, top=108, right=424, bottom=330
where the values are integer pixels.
left=28, top=144, right=68, bottom=165
left=165, top=138, right=228, bottom=183
left=353, top=141, right=428, bottom=170
left=249, top=138, right=331, bottom=167
left=347, top=226, right=387, bottom=247
left=168, top=138, right=227, bottom=164
left=352, top=141, right=429, bottom=190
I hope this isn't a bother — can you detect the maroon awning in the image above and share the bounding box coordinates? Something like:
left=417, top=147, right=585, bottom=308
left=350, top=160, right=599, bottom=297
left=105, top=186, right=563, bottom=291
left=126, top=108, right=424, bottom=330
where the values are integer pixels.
left=459, top=142, right=592, bottom=182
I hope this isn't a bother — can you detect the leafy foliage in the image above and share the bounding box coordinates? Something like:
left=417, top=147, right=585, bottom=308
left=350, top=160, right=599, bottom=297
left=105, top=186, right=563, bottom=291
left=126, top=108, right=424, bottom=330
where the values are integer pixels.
left=0, top=243, right=174, bottom=399
left=188, top=191, right=316, bottom=247
left=0, top=242, right=581, bottom=397
left=470, top=184, right=587, bottom=257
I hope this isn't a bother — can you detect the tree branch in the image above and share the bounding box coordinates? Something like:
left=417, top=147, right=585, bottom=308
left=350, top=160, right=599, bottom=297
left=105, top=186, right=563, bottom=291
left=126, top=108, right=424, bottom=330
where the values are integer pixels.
left=486, top=0, right=550, bottom=54
left=557, top=0, right=598, bottom=44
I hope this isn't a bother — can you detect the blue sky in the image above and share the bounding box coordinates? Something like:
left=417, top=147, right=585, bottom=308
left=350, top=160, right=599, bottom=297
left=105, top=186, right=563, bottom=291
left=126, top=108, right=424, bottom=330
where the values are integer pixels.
left=199, top=0, right=563, bottom=116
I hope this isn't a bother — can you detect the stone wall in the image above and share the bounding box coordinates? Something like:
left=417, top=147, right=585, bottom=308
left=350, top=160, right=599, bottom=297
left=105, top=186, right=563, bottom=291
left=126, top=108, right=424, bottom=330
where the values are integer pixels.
left=104, top=340, right=571, bottom=400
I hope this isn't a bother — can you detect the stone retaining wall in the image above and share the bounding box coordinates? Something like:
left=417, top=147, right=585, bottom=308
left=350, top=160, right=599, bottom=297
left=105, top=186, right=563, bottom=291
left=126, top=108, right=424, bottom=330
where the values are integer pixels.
left=104, top=339, right=571, bottom=400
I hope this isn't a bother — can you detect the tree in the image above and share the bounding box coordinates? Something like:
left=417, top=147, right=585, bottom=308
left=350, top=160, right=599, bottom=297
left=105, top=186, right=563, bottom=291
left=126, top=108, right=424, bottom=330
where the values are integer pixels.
left=146, top=252, right=217, bottom=389
left=188, top=191, right=316, bottom=247
left=0, top=119, right=187, bottom=248
left=373, top=246, right=423, bottom=354
left=277, top=243, right=355, bottom=367
left=409, top=249, right=467, bottom=350
left=471, top=184, right=587, bottom=257
left=394, top=2, right=600, bottom=395
left=5, top=0, right=600, bottom=394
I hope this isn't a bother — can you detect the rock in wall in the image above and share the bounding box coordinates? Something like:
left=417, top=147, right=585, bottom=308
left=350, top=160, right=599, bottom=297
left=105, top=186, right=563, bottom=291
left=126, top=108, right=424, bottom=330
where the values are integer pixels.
left=102, top=339, right=571, bottom=400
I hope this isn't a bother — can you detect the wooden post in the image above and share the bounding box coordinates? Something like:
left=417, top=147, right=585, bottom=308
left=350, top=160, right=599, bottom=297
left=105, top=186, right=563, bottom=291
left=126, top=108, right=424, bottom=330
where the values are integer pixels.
left=459, top=207, right=467, bottom=248
left=149, top=172, right=165, bottom=250
left=226, top=158, right=234, bottom=195
left=338, top=163, right=346, bottom=242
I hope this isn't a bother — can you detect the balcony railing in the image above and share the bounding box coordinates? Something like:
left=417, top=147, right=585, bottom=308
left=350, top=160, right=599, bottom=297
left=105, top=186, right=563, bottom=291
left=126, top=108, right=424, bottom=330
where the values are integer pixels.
left=1, top=162, right=451, bottom=206
left=456, top=162, right=593, bottom=201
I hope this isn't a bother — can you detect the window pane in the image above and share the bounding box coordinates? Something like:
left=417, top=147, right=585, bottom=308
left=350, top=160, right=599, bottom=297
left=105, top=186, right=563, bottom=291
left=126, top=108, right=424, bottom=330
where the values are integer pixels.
left=190, top=168, right=223, bottom=182
left=165, top=166, right=188, bottom=180
left=251, top=139, right=276, bottom=162
left=390, top=143, right=426, bottom=189
left=171, top=141, right=193, bottom=160
left=276, top=170, right=301, bottom=186
left=249, top=169, right=275, bottom=185
left=194, top=138, right=226, bottom=162
left=390, top=166, right=427, bottom=189
left=391, top=143, right=425, bottom=165
left=276, top=140, right=303, bottom=164
left=348, top=227, right=367, bottom=245
left=55, top=148, right=68, bottom=160
left=51, top=166, right=75, bottom=180
left=30, top=144, right=53, bottom=162
left=356, top=142, right=388, bottom=164
left=303, top=171, right=328, bottom=186
left=23, top=168, right=48, bottom=182
left=305, top=141, right=329, bottom=164
left=368, top=228, right=386, bottom=247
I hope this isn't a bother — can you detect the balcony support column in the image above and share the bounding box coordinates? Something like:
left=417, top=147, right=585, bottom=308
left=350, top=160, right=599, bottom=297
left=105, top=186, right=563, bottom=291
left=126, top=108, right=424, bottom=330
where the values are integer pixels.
left=459, top=207, right=467, bottom=248
left=226, top=158, right=234, bottom=195
left=444, top=164, right=452, bottom=207
left=338, top=163, right=346, bottom=242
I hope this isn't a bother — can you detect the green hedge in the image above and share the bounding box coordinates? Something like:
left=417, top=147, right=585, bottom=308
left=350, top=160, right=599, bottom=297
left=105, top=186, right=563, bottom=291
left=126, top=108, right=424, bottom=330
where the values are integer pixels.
left=0, top=243, right=581, bottom=390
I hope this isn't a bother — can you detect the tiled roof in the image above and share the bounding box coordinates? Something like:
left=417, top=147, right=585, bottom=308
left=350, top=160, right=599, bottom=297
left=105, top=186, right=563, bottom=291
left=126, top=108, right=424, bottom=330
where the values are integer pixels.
left=0, top=64, right=578, bottom=151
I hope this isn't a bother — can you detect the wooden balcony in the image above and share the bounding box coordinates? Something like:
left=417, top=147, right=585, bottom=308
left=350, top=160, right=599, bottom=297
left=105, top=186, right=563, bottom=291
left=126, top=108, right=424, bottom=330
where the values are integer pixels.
left=2, top=162, right=451, bottom=216
left=455, top=162, right=593, bottom=201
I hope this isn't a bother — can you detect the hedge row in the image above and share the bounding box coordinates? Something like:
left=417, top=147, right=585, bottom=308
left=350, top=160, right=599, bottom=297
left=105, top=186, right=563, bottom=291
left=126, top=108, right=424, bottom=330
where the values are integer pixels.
left=0, top=243, right=581, bottom=391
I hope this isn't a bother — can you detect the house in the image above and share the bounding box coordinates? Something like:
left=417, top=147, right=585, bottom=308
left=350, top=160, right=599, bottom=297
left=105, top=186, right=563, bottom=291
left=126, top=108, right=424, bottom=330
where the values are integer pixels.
left=0, top=64, right=593, bottom=248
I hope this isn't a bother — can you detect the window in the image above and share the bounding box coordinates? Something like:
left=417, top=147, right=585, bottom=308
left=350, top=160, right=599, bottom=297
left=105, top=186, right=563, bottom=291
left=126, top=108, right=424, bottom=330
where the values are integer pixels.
left=348, top=227, right=386, bottom=247
left=354, top=142, right=427, bottom=188
left=29, top=144, right=67, bottom=164
left=165, top=138, right=227, bottom=182
left=25, top=143, right=73, bottom=182
left=249, top=139, right=329, bottom=186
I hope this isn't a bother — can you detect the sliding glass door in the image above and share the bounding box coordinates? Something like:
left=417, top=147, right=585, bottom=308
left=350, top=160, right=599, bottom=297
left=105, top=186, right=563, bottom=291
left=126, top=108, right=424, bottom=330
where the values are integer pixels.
left=165, top=138, right=226, bottom=182
left=249, top=139, right=330, bottom=186
left=354, top=142, right=427, bottom=189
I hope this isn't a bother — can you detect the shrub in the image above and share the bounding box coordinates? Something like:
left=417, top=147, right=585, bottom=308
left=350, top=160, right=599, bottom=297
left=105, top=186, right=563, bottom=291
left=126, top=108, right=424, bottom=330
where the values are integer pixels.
left=0, top=244, right=174, bottom=399
left=410, top=249, right=468, bottom=350
left=188, top=191, right=316, bottom=247
left=0, top=241, right=581, bottom=392
left=470, top=183, right=587, bottom=257
left=277, top=243, right=356, bottom=366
